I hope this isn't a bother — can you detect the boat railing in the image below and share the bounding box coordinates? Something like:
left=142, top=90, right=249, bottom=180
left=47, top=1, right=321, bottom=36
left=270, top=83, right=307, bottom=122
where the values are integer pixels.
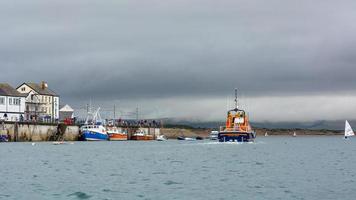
left=219, top=126, right=249, bottom=132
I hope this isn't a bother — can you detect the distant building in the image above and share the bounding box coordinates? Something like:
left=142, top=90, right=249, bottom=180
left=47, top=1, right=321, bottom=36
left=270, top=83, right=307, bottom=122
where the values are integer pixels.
left=17, top=81, right=59, bottom=122
left=0, top=83, right=26, bottom=121
left=59, top=104, right=74, bottom=121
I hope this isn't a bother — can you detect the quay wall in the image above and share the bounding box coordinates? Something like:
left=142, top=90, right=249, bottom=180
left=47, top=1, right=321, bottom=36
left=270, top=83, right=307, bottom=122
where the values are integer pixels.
left=160, top=128, right=209, bottom=139
left=0, top=122, right=79, bottom=142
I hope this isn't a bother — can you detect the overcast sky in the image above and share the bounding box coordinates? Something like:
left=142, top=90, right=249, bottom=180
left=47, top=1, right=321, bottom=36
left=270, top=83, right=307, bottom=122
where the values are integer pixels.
left=1, top=0, right=356, bottom=122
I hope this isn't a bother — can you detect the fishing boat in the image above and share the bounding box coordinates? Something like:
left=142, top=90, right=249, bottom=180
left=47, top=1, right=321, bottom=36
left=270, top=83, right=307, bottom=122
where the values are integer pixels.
left=344, top=120, right=354, bottom=139
left=210, top=131, right=219, bottom=140
left=156, top=135, right=167, bottom=141
left=80, top=108, right=109, bottom=141
left=0, top=134, right=8, bottom=142
left=131, top=129, right=153, bottom=140
left=0, top=128, right=8, bottom=142
left=107, top=126, right=128, bottom=141
left=218, top=89, right=256, bottom=142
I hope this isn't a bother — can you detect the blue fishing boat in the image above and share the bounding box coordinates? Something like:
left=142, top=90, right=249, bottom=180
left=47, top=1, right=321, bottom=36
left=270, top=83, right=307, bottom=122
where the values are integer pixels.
left=80, top=107, right=108, bottom=141
left=218, top=89, right=256, bottom=142
left=80, top=124, right=108, bottom=141
left=0, top=134, right=8, bottom=142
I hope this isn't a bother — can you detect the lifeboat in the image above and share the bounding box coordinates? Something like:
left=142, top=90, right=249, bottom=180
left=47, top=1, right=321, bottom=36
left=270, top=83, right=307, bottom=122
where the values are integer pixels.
left=218, top=89, right=256, bottom=142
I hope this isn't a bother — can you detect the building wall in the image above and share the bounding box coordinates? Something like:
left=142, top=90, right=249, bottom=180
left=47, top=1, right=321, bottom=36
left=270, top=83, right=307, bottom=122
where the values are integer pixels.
left=17, top=84, right=32, bottom=94
left=53, top=96, right=59, bottom=120
left=0, top=95, right=25, bottom=121
left=17, top=84, right=60, bottom=121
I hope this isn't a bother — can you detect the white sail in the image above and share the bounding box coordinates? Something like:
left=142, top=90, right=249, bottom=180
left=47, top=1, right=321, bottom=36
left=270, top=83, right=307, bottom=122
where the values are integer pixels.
left=345, top=120, right=354, bottom=137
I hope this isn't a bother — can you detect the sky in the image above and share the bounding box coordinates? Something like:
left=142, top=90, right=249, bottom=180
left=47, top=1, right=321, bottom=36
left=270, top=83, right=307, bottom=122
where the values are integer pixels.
left=1, top=0, right=356, bottom=122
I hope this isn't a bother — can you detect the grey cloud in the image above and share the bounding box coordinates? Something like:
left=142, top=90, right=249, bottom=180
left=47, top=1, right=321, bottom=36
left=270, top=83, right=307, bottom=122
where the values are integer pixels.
left=1, top=0, right=356, bottom=120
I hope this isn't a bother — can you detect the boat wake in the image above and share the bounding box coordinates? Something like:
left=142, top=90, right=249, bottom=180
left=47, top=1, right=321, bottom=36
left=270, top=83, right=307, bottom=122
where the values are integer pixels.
left=195, top=141, right=265, bottom=145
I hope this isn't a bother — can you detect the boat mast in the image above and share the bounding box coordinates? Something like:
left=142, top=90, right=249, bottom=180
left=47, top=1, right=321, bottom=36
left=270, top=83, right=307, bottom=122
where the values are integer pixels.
left=234, top=88, right=238, bottom=109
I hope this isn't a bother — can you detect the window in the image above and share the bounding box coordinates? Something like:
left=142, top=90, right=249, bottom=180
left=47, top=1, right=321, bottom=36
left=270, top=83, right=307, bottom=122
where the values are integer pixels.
left=9, top=98, right=12, bottom=105
left=13, top=98, right=20, bottom=105
left=21, top=87, right=25, bottom=91
left=0, top=97, right=4, bottom=105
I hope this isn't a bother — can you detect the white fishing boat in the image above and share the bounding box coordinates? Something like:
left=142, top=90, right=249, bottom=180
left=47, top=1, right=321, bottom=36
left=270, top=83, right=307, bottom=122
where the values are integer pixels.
left=344, top=120, right=354, bottom=139
left=209, top=131, right=219, bottom=140
left=156, top=135, right=167, bottom=141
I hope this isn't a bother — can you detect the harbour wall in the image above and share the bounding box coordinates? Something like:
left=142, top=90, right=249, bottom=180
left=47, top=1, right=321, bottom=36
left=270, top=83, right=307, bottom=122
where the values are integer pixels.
left=160, top=128, right=209, bottom=139
left=0, top=122, right=79, bottom=142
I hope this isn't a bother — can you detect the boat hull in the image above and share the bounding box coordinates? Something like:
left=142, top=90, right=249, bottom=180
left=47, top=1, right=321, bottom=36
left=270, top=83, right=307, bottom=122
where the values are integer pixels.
left=81, top=131, right=108, bottom=141
left=131, top=135, right=154, bottom=140
left=218, top=131, right=256, bottom=142
left=0, top=135, right=8, bottom=142
left=109, top=134, right=127, bottom=141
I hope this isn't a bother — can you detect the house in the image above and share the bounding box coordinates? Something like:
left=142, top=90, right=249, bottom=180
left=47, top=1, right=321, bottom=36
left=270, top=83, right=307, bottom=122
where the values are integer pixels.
left=0, top=83, right=26, bottom=121
left=17, top=81, right=59, bottom=122
left=59, top=104, right=74, bottom=121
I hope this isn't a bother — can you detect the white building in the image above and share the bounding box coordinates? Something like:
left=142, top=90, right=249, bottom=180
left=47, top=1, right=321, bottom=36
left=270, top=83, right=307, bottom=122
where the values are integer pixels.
left=59, top=104, right=74, bottom=121
left=0, top=83, right=26, bottom=121
left=17, top=82, right=59, bottom=122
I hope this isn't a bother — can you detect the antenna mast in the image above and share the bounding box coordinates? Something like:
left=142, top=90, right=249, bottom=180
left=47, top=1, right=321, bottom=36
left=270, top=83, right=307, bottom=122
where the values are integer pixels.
left=234, top=88, right=238, bottom=109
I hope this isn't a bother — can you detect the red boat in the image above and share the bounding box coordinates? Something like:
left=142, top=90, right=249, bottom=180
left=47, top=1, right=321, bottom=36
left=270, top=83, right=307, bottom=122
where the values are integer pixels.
left=107, top=127, right=128, bottom=141
left=131, top=129, right=153, bottom=140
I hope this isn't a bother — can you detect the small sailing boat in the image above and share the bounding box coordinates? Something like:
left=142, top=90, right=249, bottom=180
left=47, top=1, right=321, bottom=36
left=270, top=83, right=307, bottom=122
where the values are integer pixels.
left=265, top=132, right=268, bottom=137
left=344, top=120, right=354, bottom=139
left=293, top=132, right=297, bottom=137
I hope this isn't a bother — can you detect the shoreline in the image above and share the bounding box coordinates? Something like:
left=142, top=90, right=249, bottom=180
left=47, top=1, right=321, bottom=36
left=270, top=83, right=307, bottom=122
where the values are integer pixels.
left=161, top=128, right=343, bottom=139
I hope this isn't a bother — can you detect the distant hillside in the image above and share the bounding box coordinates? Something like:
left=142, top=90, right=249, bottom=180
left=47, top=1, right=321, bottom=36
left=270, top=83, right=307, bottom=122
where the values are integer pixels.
left=161, top=118, right=354, bottom=130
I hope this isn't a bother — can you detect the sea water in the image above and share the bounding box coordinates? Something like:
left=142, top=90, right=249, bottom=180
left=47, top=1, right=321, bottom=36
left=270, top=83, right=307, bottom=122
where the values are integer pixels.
left=0, top=136, right=356, bottom=200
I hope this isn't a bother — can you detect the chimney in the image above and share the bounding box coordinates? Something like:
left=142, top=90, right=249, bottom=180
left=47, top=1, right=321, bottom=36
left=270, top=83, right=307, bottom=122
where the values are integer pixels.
left=41, top=81, right=48, bottom=89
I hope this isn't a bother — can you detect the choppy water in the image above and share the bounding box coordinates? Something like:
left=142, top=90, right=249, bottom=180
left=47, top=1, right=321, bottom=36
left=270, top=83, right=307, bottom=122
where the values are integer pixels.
left=1, top=136, right=356, bottom=200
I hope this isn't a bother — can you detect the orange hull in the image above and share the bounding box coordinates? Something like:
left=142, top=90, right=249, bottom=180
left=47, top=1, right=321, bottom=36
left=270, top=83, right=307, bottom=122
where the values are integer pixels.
left=131, top=135, right=154, bottom=140
left=109, top=134, right=128, bottom=141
